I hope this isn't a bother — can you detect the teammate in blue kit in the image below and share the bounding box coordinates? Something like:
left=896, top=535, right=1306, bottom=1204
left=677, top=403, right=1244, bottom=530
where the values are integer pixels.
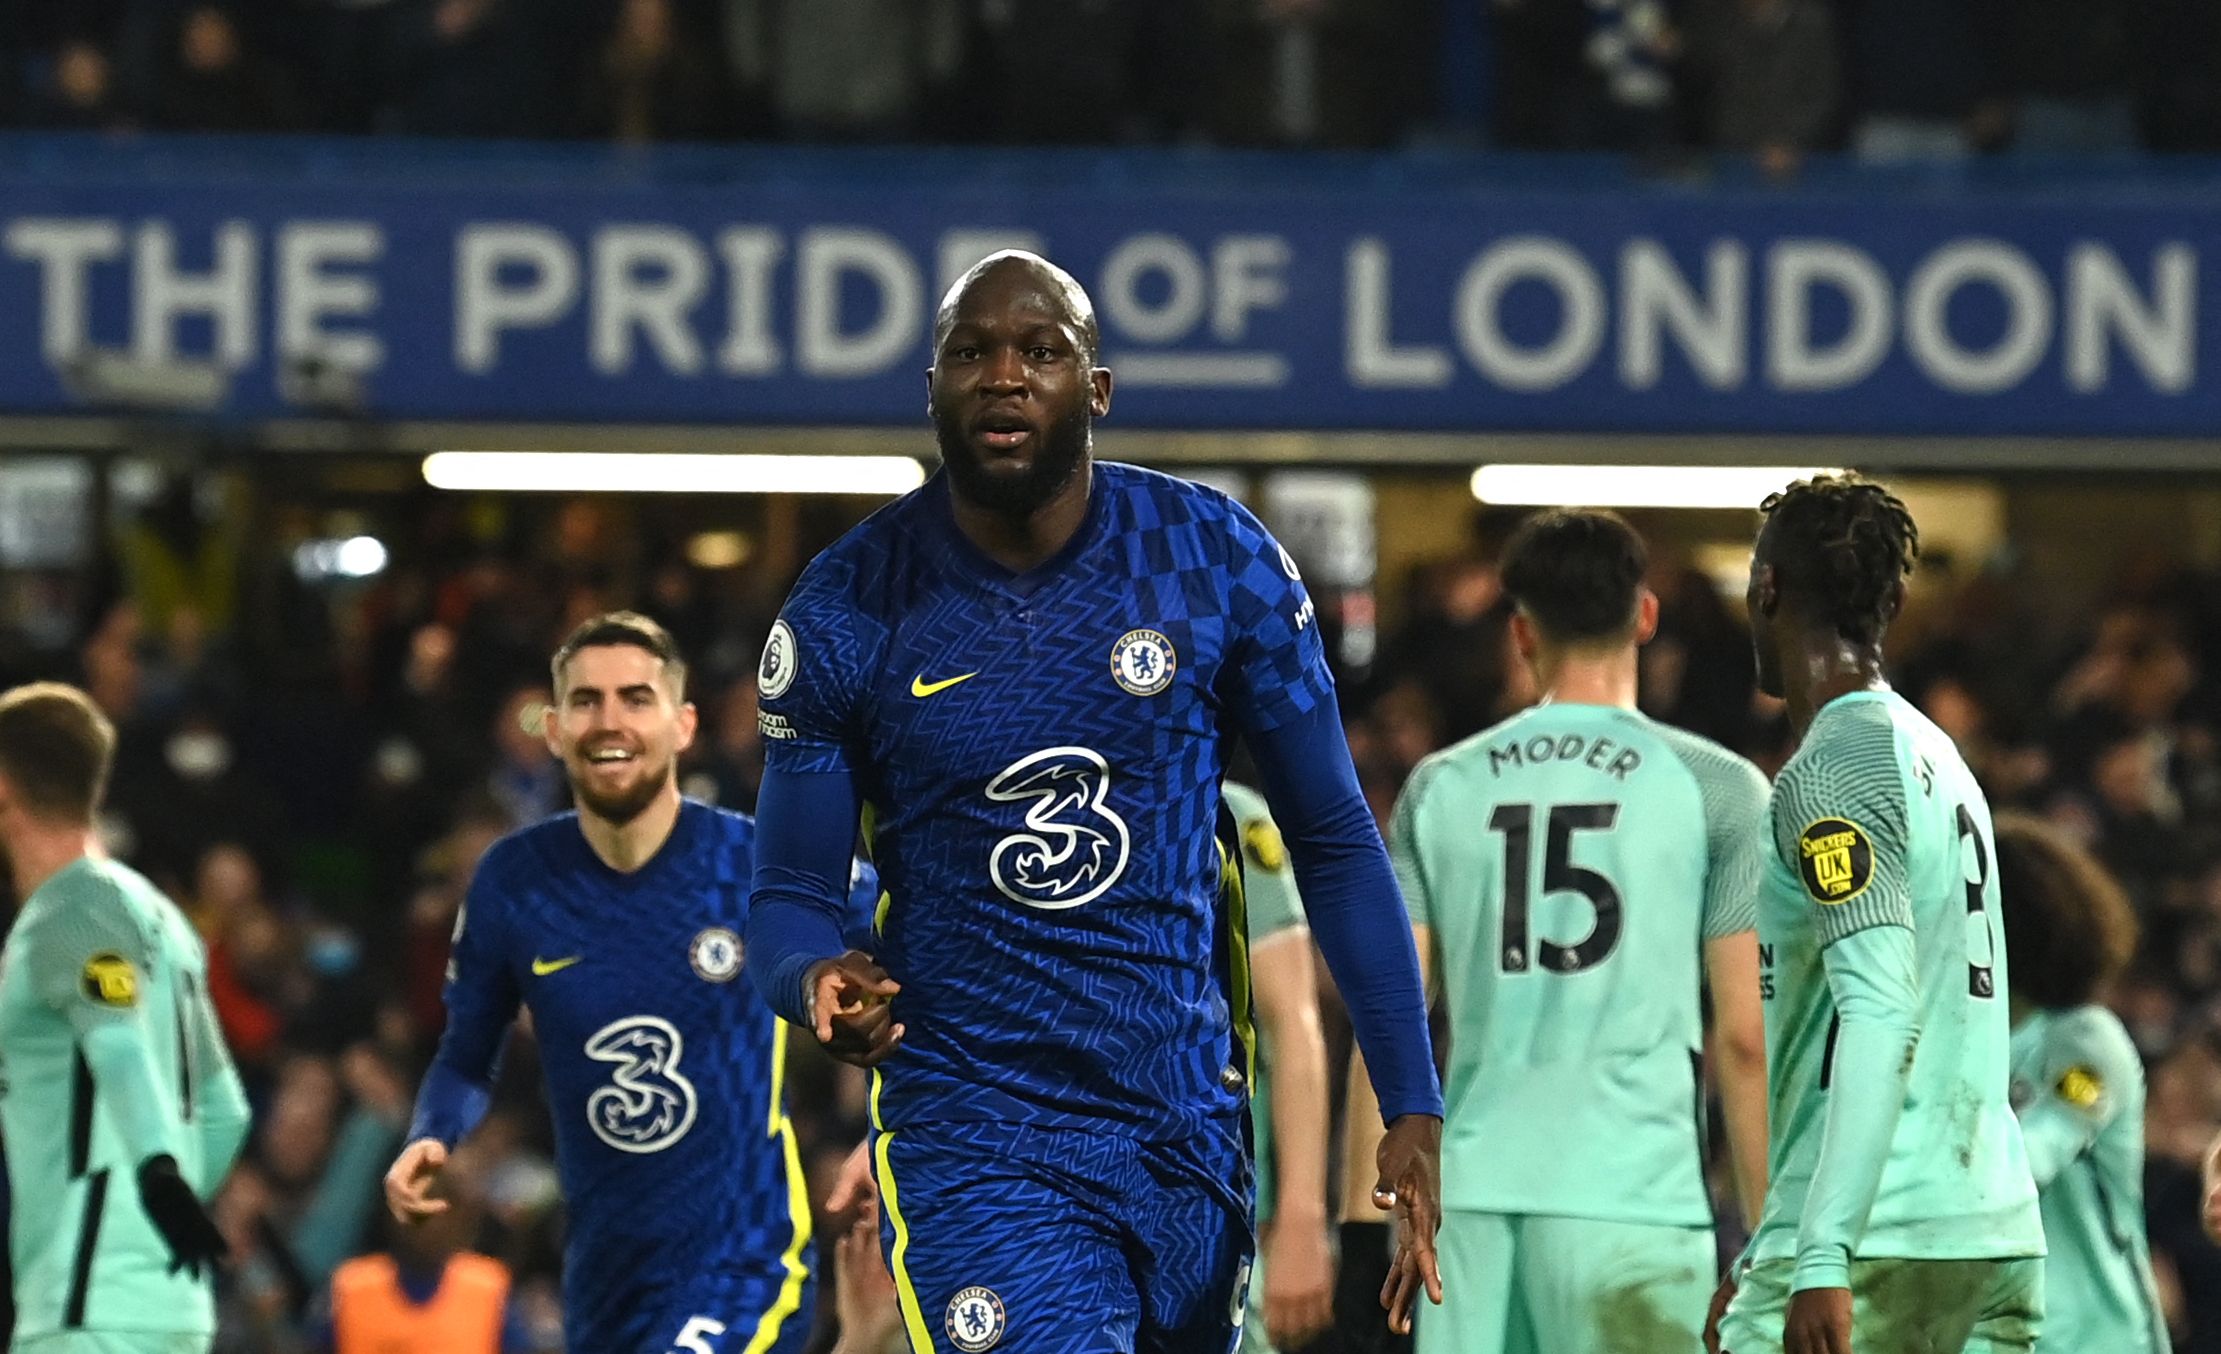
left=744, top=251, right=1444, bottom=1353
left=385, top=613, right=877, bottom=1354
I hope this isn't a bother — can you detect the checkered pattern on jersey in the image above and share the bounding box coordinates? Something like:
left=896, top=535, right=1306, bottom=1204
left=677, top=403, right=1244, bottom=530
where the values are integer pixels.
left=761, top=464, right=1332, bottom=1140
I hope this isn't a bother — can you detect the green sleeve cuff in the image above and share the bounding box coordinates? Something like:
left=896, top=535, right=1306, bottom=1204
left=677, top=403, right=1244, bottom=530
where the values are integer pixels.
left=1792, top=1248, right=1851, bottom=1293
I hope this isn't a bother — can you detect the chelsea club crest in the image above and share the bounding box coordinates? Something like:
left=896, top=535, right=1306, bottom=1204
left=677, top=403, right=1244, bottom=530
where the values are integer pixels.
left=689, top=927, right=742, bottom=982
left=1111, top=629, right=1176, bottom=697
left=946, top=1287, right=1006, bottom=1352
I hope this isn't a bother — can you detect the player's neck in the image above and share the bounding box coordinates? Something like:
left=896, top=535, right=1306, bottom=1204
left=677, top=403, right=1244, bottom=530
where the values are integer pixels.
left=4, top=819, right=98, bottom=900
left=1784, top=639, right=1890, bottom=740
left=576, top=789, right=683, bottom=874
left=948, top=460, right=1094, bottom=574
left=1534, top=646, right=1638, bottom=710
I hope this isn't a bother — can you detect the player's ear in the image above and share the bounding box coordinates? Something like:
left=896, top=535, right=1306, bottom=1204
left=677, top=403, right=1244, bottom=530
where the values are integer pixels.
left=1632, top=589, right=1661, bottom=645
left=538, top=697, right=561, bottom=758
left=1090, top=364, right=1112, bottom=417
left=1884, top=577, right=1909, bottom=623
left=1509, top=608, right=1540, bottom=663
left=675, top=701, right=699, bottom=753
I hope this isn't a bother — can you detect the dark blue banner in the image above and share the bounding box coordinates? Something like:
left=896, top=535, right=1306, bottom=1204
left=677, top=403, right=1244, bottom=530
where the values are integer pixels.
left=0, top=138, right=2212, bottom=436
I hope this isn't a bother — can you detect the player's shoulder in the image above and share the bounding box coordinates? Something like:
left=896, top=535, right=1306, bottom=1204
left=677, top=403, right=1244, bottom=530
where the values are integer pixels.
left=782, top=481, right=939, bottom=609
left=687, top=799, right=757, bottom=855
left=1646, top=718, right=1770, bottom=797
left=1776, top=694, right=1905, bottom=798
left=2042, top=1004, right=2142, bottom=1079
left=1100, top=462, right=1282, bottom=558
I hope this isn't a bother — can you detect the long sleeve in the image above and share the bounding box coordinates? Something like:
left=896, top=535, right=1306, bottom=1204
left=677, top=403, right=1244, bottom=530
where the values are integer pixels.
left=744, top=763, right=865, bottom=1029
left=407, top=861, right=522, bottom=1148
left=1796, top=924, right=1920, bottom=1291
left=1249, top=704, right=1443, bottom=1123
left=185, top=967, right=251, bottom=1195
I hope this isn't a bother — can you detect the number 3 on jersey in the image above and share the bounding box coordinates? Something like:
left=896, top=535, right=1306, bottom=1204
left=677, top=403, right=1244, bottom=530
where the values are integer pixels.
left=1488, top=802, right=1623, bottom=974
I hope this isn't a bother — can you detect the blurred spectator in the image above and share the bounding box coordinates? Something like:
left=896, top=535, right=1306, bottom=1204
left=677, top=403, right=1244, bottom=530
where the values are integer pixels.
left=1576, top=0, right=1677, bottom=153
left=20, top=38, right=122, bottom=129
left=1840, top=0, right=2006, bottom=162
left=374, top=0, right=562, bottom=139
left=483, top=684, right=563, bottom=831
left=2137, top=0, right=2221, bottom=152
left=579, top=0, right=726, bottom=144
left=1682, top=0, right=1840, bottom=176
left=1199, top=0, right=1425, bottom=149
left=959, top=0, right=1139, bottom=144
left=139, top=4, right=293, bottom=132
left=314, top=1151, right=528, bottom=1352
left=721, top=0, right=962, bottom=140
left=1488, top=0, right=1594, bottom=148
left=1997, top=0, right=2137, bottom=155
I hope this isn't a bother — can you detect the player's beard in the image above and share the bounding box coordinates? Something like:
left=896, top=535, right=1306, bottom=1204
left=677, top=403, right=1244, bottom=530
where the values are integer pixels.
left=569, top=752, right=673, bottom=828
left=935, top=402, right=1091, bottom=517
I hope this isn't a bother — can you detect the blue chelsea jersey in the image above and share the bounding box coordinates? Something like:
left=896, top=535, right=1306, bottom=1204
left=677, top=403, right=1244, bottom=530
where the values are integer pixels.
left=442, top=800, right=875, bottom=1349
left=758, top=463, right=1334, bottom=1141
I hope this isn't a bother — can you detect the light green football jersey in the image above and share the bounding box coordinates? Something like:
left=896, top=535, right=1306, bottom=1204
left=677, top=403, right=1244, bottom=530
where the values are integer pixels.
left=0, top=858, right=239, bottom=1340
left=1750, top=691, right=2043, bottom=1267
left=1224, top=781, right=1308, bottom=1229
left=2010, top=1006, right=2165, bottom=1354
left=1391, top=702, right=1768, bottom=1226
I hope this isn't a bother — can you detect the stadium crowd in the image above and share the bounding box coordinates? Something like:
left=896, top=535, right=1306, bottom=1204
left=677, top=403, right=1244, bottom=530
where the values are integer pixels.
left=0, top=478, right=2217, bottom=1350
left=4, top=0, right=2220, bottom=167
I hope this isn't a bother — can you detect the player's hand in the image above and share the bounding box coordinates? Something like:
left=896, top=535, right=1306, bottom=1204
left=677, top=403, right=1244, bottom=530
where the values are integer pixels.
left=1703, top=1267, right=1738, bottom=1354
left=1783, top=1286, right=1852, bottom=1354
left=2202, top=1129, right=2221, bottom=1243
left=1262, top=1214, right=1335, bottom=1348
left=831, top=1213, right=903, bottom=1354
left=809, top=951, right=904, bottom=1067
left=827, top=1138, right=879, bottom=1222
left=1373, top=1113, right=1444, bottom=1334
left=136, top=1153, right=227, bottom=1278
left=384, top=1137, right=451, bottom=1225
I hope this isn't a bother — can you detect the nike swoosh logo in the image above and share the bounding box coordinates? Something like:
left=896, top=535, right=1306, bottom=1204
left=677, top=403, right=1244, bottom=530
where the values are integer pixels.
left=910, top=672, right=978, bottom=698
left=531, top=955, right=582, bottom=977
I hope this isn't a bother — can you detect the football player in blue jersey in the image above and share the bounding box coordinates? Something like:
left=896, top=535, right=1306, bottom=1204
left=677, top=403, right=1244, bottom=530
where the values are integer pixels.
left=744, top=251, right=1445, bottom=1354
left=385, top=612, right=876, bottom=1354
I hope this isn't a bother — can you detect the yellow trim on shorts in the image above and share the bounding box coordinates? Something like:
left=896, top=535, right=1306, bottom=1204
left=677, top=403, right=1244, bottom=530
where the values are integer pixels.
left=741, top=1027, right=812, bottom=1353
left=873, top=1128, right=936, bottom=1353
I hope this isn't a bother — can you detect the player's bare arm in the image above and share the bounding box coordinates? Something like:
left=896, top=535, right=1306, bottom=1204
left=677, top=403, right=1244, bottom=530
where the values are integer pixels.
left=2204, top=1127, right=2221, bottom=1242
left=1705, top=929, right=1771, bottom=1226
left=1252, top=928, right=1335, bottom=1347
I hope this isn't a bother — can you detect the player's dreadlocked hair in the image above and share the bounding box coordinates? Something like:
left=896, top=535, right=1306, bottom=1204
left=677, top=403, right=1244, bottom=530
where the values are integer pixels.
left=1759, top=474, right=1919, bottom=646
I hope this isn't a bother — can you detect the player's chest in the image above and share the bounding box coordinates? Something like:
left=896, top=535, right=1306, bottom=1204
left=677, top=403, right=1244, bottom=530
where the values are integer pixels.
left=864, top=575, right=1230, bottom=771
left=506, top=882, right=751, bottom=1041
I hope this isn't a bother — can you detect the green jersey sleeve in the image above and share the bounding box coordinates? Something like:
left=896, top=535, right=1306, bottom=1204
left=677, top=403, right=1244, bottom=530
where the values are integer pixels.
left=1772, top=712, right=1914, bottom=946
left=1223, top=782, right=1307, bottom=941
left=2017, top=1008, right=2139, bottom=1188
left=1661, top=730, right=1771, bottom=939
left=24, top=875, right=157, bottom=1030
left=1387, top=760, right=1438, bottom=931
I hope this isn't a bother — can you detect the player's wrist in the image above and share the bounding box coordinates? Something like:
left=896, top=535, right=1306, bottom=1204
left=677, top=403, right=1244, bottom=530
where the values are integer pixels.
left=1789, top=1246, right=1850, bottom=1293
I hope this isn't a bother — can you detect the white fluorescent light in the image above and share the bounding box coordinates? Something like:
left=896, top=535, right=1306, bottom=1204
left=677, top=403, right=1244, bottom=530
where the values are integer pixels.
left=421, top=452, right=927, bottom=496
left=1470, top=464, right=1843, bottom=510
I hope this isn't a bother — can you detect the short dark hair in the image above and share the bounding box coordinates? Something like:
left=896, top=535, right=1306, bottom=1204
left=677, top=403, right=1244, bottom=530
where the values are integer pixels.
left=0, top=682, right=117, bottom=823
left=1759, top=474, right=1920, bottom=646
left=550, top=612, right=687, bottom=699
left=1499, top=508, right=1649, bottom=643
left=1993, top=811, right=2138, bottom=1009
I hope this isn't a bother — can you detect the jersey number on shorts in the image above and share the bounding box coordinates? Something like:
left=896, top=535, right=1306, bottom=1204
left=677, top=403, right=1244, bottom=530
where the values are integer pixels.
left=1488, top=802, right=1623, bottom=974
left=1955, top=805, right=1997, bottom=999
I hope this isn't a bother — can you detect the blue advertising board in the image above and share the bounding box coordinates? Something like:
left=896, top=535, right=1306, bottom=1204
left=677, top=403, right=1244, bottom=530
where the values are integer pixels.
left=0, top=137, right=2213, bottom=436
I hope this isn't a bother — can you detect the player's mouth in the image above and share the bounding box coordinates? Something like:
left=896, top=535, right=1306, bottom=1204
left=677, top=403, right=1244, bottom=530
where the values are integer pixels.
left=583, top=745, right=639, bottom=767
left=972, top=409, right=1034, bottom=453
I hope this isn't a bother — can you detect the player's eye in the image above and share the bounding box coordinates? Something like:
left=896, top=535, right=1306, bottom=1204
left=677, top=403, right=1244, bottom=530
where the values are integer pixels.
left=1027, top=346, right=1058, bottom=362
left=949, top=345, right=980, bottom=362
